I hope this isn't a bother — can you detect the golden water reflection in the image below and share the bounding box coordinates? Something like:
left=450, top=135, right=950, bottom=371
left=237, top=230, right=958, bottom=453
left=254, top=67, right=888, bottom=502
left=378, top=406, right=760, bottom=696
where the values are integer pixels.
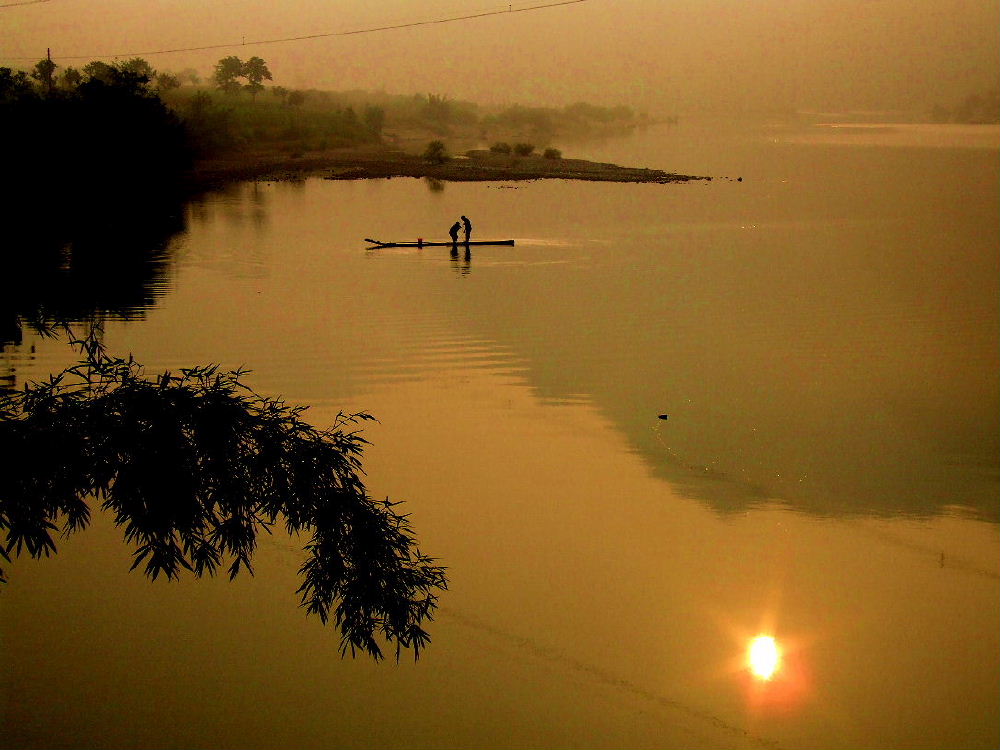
left=2, top=352, right=997, bottom=749
left=748, top=636, right=780, bottom=680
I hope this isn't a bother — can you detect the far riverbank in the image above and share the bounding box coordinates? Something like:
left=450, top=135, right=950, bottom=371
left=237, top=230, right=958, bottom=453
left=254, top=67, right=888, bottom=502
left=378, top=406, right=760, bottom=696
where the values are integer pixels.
left=188, top=144, right=713, bottom=189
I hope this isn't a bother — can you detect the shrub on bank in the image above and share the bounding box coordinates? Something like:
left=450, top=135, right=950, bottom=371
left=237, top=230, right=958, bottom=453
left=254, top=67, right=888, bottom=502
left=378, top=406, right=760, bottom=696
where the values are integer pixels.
left=543, top=147, right=562, bottom=159
left=422, top=140, right=449, bottom=164
left=513, top=142, right=535, bottom=156
left=489, top=141, right=512, bottom=154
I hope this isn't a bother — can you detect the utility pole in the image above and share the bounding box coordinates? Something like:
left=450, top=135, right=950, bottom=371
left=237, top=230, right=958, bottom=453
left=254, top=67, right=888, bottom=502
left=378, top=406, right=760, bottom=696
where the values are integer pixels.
left=46, top=47, right=54, bottom=94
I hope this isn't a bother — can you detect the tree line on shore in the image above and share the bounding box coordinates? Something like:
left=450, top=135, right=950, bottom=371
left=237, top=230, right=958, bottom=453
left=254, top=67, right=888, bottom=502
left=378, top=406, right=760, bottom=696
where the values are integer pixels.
left=1, top=58, right=191, bottom=225
left=2, top=54, right=643, bottom=186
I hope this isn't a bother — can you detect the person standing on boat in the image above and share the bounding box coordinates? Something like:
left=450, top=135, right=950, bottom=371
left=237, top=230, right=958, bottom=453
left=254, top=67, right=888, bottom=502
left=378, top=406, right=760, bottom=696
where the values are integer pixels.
left=449, top=221, right=461, bottom=245
left=461, top=215, right=472, bottom=243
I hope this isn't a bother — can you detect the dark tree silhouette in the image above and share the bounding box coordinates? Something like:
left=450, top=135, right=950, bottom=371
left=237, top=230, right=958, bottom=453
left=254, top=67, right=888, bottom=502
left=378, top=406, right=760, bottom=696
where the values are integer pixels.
left=241, top=56, right=272, bottom=102
left=117, top=57, right=156, bottom=81
left=213, top=56, right=244, bottom=95
left=2, top=61, right=192, bottom=223
left=58, top=66, right=82, bottom=90
left=423, top=140, right=448, bottom=163
left=0, top=331, right=447, bottom=660
left=271, top=85, right=290, bottom=104
left=0, top=67, right=33, bottom=101
left=31, top=57, right=56, bottom=93
left=155, top=72, right=181, bottom=92
left=82, top=60, right=117, bottom=84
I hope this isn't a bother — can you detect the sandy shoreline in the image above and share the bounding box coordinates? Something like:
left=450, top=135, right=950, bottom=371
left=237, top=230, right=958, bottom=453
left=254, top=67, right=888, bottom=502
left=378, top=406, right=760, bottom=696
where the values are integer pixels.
left=189, top=145, right=711, bottom=188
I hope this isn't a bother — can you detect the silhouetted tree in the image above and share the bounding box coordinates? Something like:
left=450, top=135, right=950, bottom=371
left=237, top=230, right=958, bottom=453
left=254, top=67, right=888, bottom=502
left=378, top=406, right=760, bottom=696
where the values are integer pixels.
left=241, top=56, right=272, bottom=102
left=2, top=61, right=192, bottom=223
left=423, top=140, right=448, bottom=163
left=287, top=89, right=306, bottom=107
left=271, top=85, right=289, bottom=104
left=59, top=67, right=82, bottom=90
left=156, top=72, right=181, bottom=92
left=82, top=60, right=117, bottom=84
left=213, top=56, right=243, bottom=95
left=116, top=57, right=156, bottom=82
left=0, top=331, right=447, bottom=660
left=31, top=57, right=57, bottom=94
left=0, top=67, right=33, bottom=102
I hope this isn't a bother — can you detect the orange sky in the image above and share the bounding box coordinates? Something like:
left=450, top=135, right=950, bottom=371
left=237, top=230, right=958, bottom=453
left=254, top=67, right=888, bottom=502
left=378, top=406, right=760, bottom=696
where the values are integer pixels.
left=2, top=0, right=997, bottom=113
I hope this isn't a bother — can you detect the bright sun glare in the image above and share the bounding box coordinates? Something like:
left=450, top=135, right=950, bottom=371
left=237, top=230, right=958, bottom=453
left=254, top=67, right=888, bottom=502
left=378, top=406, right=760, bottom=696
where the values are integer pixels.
left=748, top=635, right=781, bottom=680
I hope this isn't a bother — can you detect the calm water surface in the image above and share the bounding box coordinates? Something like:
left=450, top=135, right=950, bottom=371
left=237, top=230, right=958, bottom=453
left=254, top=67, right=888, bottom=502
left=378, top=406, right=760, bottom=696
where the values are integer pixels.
left=2, top=121, right=998, bottom=749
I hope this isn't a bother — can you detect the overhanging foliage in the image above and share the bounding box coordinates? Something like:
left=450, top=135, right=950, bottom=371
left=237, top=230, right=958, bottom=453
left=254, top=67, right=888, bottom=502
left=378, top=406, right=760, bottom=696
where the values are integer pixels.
left=0, top=331, right=446, bottom=660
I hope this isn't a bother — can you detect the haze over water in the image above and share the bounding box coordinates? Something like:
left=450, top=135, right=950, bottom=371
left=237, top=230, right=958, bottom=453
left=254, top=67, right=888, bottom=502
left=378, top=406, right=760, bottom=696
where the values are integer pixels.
left=2, top=118, right=997, bottom=749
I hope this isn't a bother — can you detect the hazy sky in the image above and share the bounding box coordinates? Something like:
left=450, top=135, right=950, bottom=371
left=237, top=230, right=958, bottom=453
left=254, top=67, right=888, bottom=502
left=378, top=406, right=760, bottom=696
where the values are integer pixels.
left=3, top=0, right=997, bottom=113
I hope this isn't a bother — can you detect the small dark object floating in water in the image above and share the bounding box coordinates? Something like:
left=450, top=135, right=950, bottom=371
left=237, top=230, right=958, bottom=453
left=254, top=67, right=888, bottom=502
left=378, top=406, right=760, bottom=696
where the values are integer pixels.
left=658, top=414, right=669, bottom=420
left=365, top=238, right=516, bottom=248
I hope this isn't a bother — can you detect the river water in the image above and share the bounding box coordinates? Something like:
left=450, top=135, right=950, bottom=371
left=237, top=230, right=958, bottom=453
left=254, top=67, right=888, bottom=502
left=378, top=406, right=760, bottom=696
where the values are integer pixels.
left=2, top=120, right=998, bottom=749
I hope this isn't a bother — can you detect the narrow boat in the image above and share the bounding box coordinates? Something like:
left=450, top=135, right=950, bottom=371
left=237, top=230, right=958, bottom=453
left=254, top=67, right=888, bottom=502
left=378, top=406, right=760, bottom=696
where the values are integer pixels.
left=365, top=238, right=515, bottom=248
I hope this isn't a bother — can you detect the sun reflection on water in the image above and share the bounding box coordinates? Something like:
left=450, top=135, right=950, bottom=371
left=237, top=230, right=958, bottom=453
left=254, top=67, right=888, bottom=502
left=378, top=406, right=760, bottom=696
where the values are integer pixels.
left=735, top=627, right=813, bottom=714
left=748, top=635, right=781, bottom=680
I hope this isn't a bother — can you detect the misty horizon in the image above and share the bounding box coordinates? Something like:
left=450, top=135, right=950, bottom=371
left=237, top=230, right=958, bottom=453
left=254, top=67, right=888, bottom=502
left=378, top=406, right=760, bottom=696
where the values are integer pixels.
left=3, top=0, right=998, bottom=116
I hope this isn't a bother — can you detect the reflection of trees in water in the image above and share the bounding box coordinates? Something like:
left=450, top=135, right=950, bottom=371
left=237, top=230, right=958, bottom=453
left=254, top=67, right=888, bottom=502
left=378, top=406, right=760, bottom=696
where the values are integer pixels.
left=0, top=202, right=186, bottom=348
left=424, top=176, right=445, bottom=193
left=2, top=70, right=196, bottom=348
left=439, top=254, right=999, bottom=524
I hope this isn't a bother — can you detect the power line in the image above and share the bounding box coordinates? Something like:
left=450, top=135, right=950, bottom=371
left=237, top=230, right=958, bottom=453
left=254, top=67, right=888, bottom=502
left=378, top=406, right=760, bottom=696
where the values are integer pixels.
left=4, top=0, right=588, bottom=61
left=0, top=0, right=53, bottom=8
